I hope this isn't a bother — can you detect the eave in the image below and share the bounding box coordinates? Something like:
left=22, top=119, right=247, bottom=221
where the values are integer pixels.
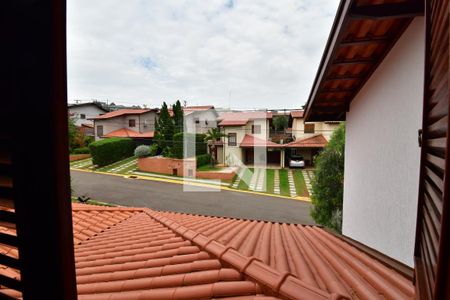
left=304, top=0, right=424, bottom=122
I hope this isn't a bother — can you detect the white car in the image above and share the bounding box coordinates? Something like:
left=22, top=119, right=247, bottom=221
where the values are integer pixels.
left=289, top=156, right=305, bottom=168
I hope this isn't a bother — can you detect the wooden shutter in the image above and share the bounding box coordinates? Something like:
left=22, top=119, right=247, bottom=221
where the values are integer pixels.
left=414, top=1, right=450, bottom=299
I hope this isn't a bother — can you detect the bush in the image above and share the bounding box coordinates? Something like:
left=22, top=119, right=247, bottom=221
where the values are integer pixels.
left=196, top=154, right=212, bottom=167
left=310, top=123, right=345, bottom=233
left=148, top=144, right=158, bottom=156
left=172, top=133, right=207, bottom=159
left=89, top=138, right=135, bottom=167
left=72, top=147, right=90, bottom=154
left=134, top=145, right=151, bottom=157
left=84, top=136, right=95, bottom=146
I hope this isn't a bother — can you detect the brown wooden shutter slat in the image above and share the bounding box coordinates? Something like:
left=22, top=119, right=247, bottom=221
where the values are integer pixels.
left=414, top=1, right=450, bottom=299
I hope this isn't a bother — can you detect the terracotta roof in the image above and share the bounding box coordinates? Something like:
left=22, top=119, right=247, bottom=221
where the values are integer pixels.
left=92, top=109, right=154, bottom=120
left=184, top=105, right=214, bottom=110
left=290, top=111, right=304, bottom=118
left=286, top=135, right=329, bottom=148
left=218, top=112, right=272, bottom=127
left=0, top=204, right=414, bottom=299
left=103, top=128, right=154, bottom=138
left=240, top=135, right=283, bottom=148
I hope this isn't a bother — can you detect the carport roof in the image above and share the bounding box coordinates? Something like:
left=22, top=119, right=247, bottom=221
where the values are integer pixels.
left=285, top=134, right=329, bottom=148
left=240, top=134, right=283, bottom=148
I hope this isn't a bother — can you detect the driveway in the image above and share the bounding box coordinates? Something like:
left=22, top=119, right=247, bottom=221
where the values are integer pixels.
left=71, top=170, right=315, bottom=224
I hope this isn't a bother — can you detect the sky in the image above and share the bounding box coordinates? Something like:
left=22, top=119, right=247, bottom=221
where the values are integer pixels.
left=67, top=0, right=340, bottom=109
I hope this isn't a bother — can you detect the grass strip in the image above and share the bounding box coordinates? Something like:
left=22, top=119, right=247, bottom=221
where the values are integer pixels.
left=265, top=169, right=275, bottom=194
left=278, top=169, right=290, bottom=196
left=237, top=167, right=254, bottom=190
left=293, top=170, right=309, bottom=197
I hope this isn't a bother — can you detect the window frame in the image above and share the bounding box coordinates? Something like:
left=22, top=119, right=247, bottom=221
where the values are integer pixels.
left=228, top=133, right=237, bottom=146
left=80, top=113, right=86, bottom=119
left=252, top=125, right=261, bottom=134
left=304, top=123, right=315, bottom=134
left=97, top=125, right=104, bottom=137
left=129, top=119, right=136, bottom=127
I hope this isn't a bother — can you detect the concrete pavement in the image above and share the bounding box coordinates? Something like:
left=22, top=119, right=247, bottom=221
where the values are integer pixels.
left=71, top=170, right=315, bottom=224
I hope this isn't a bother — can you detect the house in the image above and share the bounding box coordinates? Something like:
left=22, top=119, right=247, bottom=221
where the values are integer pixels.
left=0, top=203, right=416, bottom=299
left=91, top=108, right=158, bottom=143
left=216, top=111, right=285, bottom=167
left=182, top=105, right=219, bottom=134
left=304, top=2, right=447, bottom=298
left=68, top=102, right=109, bottom=127
left=285, top=110, right=341, bottom=166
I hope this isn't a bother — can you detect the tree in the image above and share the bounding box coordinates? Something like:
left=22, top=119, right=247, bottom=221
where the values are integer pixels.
left=172, top=100, right=184, bottom=133
left=272, top=115, right=289, bottom=131
left=204, top=128, right=226, bottom=166
left=68, top=118, right=78, bottom=151
left=155, top=102, right=175, bottom=155
left=310, top=123, right=345, bottom=233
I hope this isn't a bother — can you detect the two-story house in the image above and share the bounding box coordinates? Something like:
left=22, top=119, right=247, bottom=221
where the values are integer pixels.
left=91, top=109, right=158, bottom=144
left=216, top=111, right=284, bottom=167
left=68, top=102, right=109, bottom=127
left=285, top=110, right=341, bottom=166
left=171, top=105, right=218, bottom=134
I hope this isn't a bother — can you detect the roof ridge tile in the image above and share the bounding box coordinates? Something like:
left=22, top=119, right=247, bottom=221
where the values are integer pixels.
left=143, top=208, right=346, bottom=300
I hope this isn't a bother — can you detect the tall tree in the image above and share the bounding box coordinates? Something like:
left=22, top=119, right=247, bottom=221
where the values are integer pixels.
left=204, top=128, right=226, bottom=166
left=172, top=100, right=184, bottom=133
left=272, top=115, right=289, bottom=131
left=155, top=102, right=175, bottom=154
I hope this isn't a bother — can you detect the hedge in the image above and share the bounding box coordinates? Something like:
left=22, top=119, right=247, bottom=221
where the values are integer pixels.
left=196, top=154, right=211, bottom=167
left=72, top=147, right=90, bottom=154
left=89, top=138, right=135, bottom=167
left=172, top=133, right=207, bottom=159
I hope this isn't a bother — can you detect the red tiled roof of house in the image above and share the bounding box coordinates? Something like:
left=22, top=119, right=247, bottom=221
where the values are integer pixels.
left=0, top=204, right=414, bottom=299
left=240, top=134, right=283, bottom=148
left=92, top=109, right=154, bottom=120
left=103, top=128, right=154, bottom=138
left=184, top=105, right=214, bottom=110
left=218, top=112, right=273, bottom=126
left=286, top=134, right=328, bottom=148
left=291, top=110, right=304, bottom=118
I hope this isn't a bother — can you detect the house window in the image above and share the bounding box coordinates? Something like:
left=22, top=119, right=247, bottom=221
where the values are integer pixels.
left=228, top=133, right=237, bottom=146
left=80, top=114, right=86, bottom=119
left=252, top=125, right=261, bottom=134
left=129, top=119, right=136, bottom=127
left=304, top=123, right=315, bottom=133
left=195, top=118, right=200, bottom=124
left=205, top=120, right=208, bottom=125
left=97, top=125, right=103, bottom=137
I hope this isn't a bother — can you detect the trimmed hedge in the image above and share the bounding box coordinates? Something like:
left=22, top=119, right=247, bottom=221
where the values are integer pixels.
left=89, top=138, right=135, bottom=167
left=172, top=133, right=207, bottom=159
left=196, top=154, right=211, bottom=167
left=72, top=147, right=90, bottom=154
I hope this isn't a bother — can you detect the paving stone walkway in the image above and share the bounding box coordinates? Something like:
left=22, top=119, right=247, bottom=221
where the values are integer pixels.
left=255, top=169, right=265, bottom=192
left=287, top=170, right=297, bottom=197
left=302, top=169, right=314, bottom=196
left=248, top=168, right=260, bottom=191
left=231, top=168, right=246, bottom=188
left=274, top=170, right=280, bottom=194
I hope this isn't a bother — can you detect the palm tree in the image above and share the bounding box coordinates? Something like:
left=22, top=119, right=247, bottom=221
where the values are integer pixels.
left=204, top=128, right=227, bottom=166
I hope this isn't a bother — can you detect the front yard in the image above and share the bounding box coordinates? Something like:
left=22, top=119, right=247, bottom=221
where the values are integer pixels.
left=231, top=167, right=309, bottom=198
left=70, top=156, right=138, bottom=175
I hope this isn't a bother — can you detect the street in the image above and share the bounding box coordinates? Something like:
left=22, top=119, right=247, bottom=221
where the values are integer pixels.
left=71, top=170, right=315, bottom=224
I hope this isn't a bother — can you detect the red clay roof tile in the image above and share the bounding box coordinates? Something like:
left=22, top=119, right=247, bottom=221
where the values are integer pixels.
left=286, top=134, right=328, bottom=148
left=103, top=128, right=154, bottom=138
left=0, top=203, right=414, bottom=300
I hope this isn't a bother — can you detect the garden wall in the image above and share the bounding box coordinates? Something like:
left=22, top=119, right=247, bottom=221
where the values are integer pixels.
left=69, top=154, right=91, bottom=162
left=138, top=156, right=196, bottom=177
left=196, top=170, right=235, bottom=181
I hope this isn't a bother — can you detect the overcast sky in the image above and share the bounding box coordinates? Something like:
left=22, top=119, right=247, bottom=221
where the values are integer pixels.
left=67, top=0, right=339, bottom=109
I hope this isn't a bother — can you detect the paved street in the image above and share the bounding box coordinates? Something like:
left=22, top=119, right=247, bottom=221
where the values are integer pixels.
left=71, top=170, right=315, bottom=224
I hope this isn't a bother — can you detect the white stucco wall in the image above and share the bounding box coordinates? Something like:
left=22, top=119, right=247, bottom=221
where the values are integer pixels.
left=69, top=105, right=106, bottom=126
left=343, top=17, right=424, bottom=266
left=292, top=117, right=340, bottom=141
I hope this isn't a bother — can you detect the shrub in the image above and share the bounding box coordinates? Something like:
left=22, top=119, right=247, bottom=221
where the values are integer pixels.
left=72, top=147, right=90, bottom=154
left=84, top=136, right=95, bottom=146
left=149, top=144, right=159, bottom=156
left=172, top=133, right=207, bottom=159
left=89, top=138, right=135, bottom=167
left=196, top=154, right=211, bottom=167
left=134, top=145, right=151, bottom=158
left=310, top=123, right=345, bottom=233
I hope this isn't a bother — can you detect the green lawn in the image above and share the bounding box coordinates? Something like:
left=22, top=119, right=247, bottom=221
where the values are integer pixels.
left=292, top=170, right=309, bottom=197
left=197, top=165, right=222, bottom=171
left=237, top=168, right=254, bottom=190
left=278, top=169, right=290, bottom=196
left=230, top=168, right=308, bottom=198
left=70, top=156, right=137, bottom=175
left=265, top=169, right=275, bottom=194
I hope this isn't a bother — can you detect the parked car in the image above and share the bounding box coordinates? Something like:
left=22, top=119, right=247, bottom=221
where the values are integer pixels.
left=289, top=155, right=305, bottom=168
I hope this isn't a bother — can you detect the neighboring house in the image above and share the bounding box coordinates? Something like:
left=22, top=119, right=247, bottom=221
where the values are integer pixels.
left=91, top=109, right=158, bottom=143
left=182, top=105, right=218, bottom=134
left=304, top=2, right=425, bottom=269
left=285, top=110, right=341, bottom=166
left=68, top=102, right=109, bottom=127
left=216, top=111, right=285, bottom=167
